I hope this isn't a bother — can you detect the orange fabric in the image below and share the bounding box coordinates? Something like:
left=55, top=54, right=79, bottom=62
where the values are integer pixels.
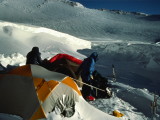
left=47, top=80, right=59, bottom=90
left=43, top=80, right=59, bottom=101
left=9, top=65, right=32, bottom=76
left=62, top=77, right=82, bottom=95
left=113, top=110, right=124, bottom=117
left=36, top=80, right=59, bottom=102
left=31, top=79, right=59, bottom=119
left=37, top=82, right=51, bottom=102
left=33, top=78, right=44, bottom=91
left=30, top=106, right=46, bottom=120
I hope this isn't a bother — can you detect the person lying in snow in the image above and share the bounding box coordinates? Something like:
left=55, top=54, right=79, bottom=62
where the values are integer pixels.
left=26, top=47, right=42, bottom=65
left=76, top=52, right=98, bottom=101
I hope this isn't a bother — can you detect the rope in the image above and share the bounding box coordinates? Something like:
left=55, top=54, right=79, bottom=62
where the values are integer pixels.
left=73, top=78, right=106, bottom=92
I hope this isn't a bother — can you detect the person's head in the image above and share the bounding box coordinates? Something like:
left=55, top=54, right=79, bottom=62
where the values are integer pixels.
left=90, top=52, right=98, bottom=62
left=32, top=47, right=40, bottom=53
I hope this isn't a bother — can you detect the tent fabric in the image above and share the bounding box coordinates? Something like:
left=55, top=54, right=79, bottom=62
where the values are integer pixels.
left=0, top=74, right=39, bottom=120
left=31, top=64, right=67, bottom=81
left=0, top=64, right=82, bottom=120
left=54, top=95, right=76, bottom=117
left=42, top=83, right=79, bottom=114
left=43, top=54, right=84, bottom=87
left=49, top=53, right=83, bottom=65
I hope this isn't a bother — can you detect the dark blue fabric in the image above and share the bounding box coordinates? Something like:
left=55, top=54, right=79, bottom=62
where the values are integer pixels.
left=80, top=52, right=98, bottom=78
left=78, top=52, right=98, bottom=97
left=26, top=47, right=42, bottom=65
left=81, top=72, right=92, bottom=97
left=81, top=58, right=95, bottom=77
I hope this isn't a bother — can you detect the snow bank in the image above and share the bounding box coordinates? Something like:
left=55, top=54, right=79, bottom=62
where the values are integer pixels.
left=0, top=53, right=26, bottom=67
left=0, top=21, right=91, bottom=67
left=112, top=82, right=160, bottom=119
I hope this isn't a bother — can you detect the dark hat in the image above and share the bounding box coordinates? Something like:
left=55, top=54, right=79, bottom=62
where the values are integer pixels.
left=32, top=47, right=40, bottom=53
left=90, top=52, right=98, bottom=61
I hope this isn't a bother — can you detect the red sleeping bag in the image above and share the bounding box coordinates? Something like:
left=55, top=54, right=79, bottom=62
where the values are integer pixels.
left=49, top=53, right=83, bottom=65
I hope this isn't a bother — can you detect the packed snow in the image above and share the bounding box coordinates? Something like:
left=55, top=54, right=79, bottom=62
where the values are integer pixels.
left=0, top=0, right=160, bottom=120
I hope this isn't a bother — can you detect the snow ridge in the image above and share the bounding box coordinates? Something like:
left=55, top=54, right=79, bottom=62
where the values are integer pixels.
left=99, top=9, right=149, bottom=16
left=59, top=0, right=84, bottom=8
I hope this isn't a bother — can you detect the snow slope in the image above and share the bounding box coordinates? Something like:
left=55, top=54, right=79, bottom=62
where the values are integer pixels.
left=0, top=0, right=160, bottom=42
left=0, top=0, right=160, bottom=120
left=91, top=41, right=160, bottom=93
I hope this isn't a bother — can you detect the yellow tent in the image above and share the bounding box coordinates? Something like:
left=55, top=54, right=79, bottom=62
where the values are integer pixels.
left=0, top=64, right=82, bottom=120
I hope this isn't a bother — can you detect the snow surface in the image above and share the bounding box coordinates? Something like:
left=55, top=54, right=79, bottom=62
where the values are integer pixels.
left=0, top=21, right=90, bottom=67
left=0, top=0, right=160, bottom=120
left=0, top=0, right=160, bottom=42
